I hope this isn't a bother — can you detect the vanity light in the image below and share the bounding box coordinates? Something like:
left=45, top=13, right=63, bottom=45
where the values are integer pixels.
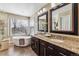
left=38, top=12, right=40, bottom=15
left=58, top=3, right=63, bottom=6
left=51, top=3, right=56, bottom=8
left=40, top=10, right=43, bottom=14
left=37, top=8, right=46, bottom=15
left=37, top=10, right=42, bottom=15
left=43, top=8, right=46, bottom=12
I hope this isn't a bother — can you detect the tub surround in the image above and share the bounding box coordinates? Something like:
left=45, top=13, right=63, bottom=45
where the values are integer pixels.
left=32, top=33, right=79, bottom=55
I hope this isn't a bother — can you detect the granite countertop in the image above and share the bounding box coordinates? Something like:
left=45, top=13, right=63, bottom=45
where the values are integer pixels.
left=32, top=34, right=79, bottom=54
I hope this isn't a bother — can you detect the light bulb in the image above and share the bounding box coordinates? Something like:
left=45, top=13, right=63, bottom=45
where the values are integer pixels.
left=40, top=10, right=43, bottom=13
left=37, top=12, right=40, bottom=15
left=51, top=3, right=56, bottom=8
left=43, top=8, right=46, bottom=12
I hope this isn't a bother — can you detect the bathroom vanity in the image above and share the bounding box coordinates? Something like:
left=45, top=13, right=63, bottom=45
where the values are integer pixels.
left=31, top=34, right=79, bottom=56
left=32, top=3, right=79, bottom=56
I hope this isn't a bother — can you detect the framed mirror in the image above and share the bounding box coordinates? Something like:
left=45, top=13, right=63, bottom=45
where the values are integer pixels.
left=38, top=12, right=48, bottom=32
left=50, top=3, right=78, bottom=35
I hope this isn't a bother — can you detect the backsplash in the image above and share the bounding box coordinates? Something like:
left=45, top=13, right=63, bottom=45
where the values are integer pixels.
left=37, top=32, right=79, bottom=42
left=50, top=33, right=79, bottom=42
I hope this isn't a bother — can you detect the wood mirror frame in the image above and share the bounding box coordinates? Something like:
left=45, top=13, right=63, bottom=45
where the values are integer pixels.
left=38, top=12, right=48, bottom=32
left=50, top=3, right=78, bottom=35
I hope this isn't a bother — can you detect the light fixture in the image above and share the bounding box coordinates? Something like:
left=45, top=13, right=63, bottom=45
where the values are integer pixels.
left=43, top=8, right=46, bottom=12
left=37, top=8, right=46, bottom=15
left=40, top=10, right=43, bottom=14
left=37, top=12, right=40, bottom=15
left=51, top=3, right=56, bottom=8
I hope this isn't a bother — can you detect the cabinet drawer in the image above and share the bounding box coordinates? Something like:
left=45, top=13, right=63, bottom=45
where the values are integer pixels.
left=47, top=42, right=57, bottom=50
left=55, top=46, right=79, bottom=56
left=47, top=42, right=79, bottom=56
left=47, top=46, right=55, bottom=56
left=40, top=40, right=47, bottom=46
left=31, top=37, right=39, bottom=40
left=47, top=43, right=60, bottom=56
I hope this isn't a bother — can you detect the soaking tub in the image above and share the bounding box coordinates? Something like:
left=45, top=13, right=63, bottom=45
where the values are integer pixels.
left=12, top=36, right=31, bottom=47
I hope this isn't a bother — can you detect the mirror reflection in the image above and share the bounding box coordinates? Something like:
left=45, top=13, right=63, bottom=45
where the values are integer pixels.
left=52, top=4, right=72, bottom=31
left=38, top=12, right=48, bottom=32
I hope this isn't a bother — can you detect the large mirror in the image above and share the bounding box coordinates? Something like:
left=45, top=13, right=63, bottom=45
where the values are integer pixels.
left=38, top=12, right=48, bottom=32
left=50, top=3, right=78, bottom=35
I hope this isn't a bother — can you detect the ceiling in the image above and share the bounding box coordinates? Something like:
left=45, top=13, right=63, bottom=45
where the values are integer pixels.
left=0, top=3, right=47, bottom=17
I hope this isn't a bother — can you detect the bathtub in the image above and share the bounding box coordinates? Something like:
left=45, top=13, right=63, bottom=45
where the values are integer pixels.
left=12, top=36, right=31, bottom=47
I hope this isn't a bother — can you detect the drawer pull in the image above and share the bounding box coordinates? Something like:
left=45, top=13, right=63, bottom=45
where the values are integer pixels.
left=59, top=52, right=66, bottom=56
left=41, top=43, right=45, bottom=45
left=48, top=46, right=54, bottom=50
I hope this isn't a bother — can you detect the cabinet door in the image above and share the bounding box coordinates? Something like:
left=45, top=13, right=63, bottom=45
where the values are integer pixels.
left=31, top=37, right=40, bottom=55
left=34, top=39, right=40, bottom=55
left=47, top=45, right=59, bottom=56
left=47, top=43, right=65, bottom=56
left=40, top=40, right=47, bottom=56
left=31, top=37, right=35, bottom=51
left=40, top=44, right=46, bottom=56
left=56, top=46, right=79, bottom=56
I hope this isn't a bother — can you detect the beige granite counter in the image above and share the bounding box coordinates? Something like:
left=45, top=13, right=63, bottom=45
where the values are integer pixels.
left=32, top=34, right=79, bottom=54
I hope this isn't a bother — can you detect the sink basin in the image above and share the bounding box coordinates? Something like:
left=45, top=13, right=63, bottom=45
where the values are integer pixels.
left=50, top=39, right=64, bottom=43
left=45, top=33, right=51, bottom=37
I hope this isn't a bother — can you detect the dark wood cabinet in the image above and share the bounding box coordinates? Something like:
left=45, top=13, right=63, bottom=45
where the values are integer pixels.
left=31, top=37, right=40, bottom=55
left=39, top=40, right=47, bottom=56
left=31, top=37, right=79, bottom=56
left=47, top=42, right=67, bottom=56
left=47, top=42, right=79, bottom=56
left=47, top=46, right=56, bottom=56
left=47, top=44, right=60, bottom=56
left=55, top=45, right=79, bottom=56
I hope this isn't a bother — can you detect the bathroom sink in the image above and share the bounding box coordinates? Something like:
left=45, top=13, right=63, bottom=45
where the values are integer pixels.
left=50, top=39, right=64, bottom=43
